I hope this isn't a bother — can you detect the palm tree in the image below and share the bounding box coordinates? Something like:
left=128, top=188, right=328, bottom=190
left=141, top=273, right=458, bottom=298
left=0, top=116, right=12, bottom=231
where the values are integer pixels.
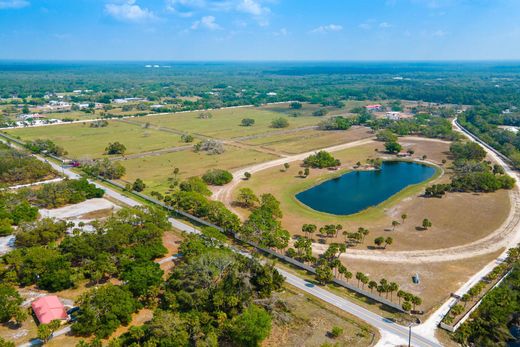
left=401, top=213, right=407, bottom=224
left=384, top=237, right=393, bottom=249
left=368, top=280, right=378, bottom=293
left=360, top=274, right=369, bottom=289
left=391, top=220, right=400, bottom=231
left=411, top=296, right=422, bottom=311
left=355, top=272, right=364, bottom=287
left=302, top=224, right=317, bottom=239
left=389, top=282, right=399, bottom=301
left=344, top=271, right=353, bottom=283
left=397, top=290, right=405, bottom=304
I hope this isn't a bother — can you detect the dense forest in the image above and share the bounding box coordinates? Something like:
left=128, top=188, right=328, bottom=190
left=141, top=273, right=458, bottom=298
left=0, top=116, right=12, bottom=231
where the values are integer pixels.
left=459, top=107, right=520, bottom=168
left=1, top=62, right=520, bottom=111
left=0, top=143, right=56, bottom=185
left=454, top=260, right=520, bottom=346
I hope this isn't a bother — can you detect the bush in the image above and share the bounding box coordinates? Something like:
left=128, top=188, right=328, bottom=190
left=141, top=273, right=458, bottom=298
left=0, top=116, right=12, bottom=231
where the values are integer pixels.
left=179, top=176, right=211, bottom=196
left=330, top=326, right=344, bottom=338
left=271, top=117, right=289, bottom=128
left=313, top=108, right=328, bottom=117
left=318, top=116, right=352, bottom=130
left=194, top=139, right=225, bottom=155
left=241, top=118, right=255, bottom=126
left=104, top=142, right=126, bottom=155
left=376, top=129, right=398, bottom=142
left=25, top=139, right=67, bottom=156
left=180, top=134, right=194, bottom=143
left=290, top=102, right=302, bottom=109
left=385, top=141, right=402, bottom=154
left=132, top=178, right=146, bottom=192
left=202, top=169, right=233, bottom=186
left=303, top=151, right=340, bottom=168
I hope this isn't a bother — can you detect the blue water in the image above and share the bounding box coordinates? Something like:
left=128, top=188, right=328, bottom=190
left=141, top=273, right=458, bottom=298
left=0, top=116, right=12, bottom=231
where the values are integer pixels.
left=295, top=161, right=436, bottom=215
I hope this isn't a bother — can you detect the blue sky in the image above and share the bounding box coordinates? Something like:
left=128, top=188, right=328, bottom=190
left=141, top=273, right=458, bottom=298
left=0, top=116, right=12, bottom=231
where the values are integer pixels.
left=1, top=0, right=520, bottom=61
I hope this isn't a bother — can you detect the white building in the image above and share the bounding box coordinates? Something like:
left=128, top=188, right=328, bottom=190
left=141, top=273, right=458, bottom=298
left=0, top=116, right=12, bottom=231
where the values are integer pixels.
left=385, top=112, right=401, bottom=121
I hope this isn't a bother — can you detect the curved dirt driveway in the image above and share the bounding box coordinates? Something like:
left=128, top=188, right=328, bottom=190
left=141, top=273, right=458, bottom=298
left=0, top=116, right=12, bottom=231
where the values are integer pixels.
left=213, top=132, right=520, bottom=263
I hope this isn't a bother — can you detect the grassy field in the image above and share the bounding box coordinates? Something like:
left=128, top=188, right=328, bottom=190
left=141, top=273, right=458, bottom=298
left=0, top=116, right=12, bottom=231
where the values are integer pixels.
left=232, top=138, right=512, bottom=251
left=243, top=126, right=374, bottom=154
left=118, top=145, right=279, bottom=193
left=4, top=120, right=185, bottom=159
left=130, top=106, right=327, bottom=139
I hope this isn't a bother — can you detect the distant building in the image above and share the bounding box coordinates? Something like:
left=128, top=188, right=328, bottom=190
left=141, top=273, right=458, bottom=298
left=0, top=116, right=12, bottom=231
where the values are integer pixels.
left=365, top=104, right=383, bottom=111
left=18, top=113, right=45, bottom=120
left=266, top=92, right=277, bottom=96
left=31, top=296, right=68, bottom=324
left=385, top=111, right=401, bottom=120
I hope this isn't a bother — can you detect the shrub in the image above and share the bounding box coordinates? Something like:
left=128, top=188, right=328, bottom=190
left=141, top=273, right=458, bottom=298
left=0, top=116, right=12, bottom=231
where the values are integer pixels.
left=180, top=134, right=194, bottom=143
left=132, top=178, right=146, bottom=192
left=194, top=139, right=225, bottom=155
left=330, top=326, right=344, bottom=338
left=202, top=169, right=233, bottom=186
left=271, top=117, right=289, bottom=128
left=313, top=108, right=328, bottom=117
left=303, top=151, right=340, bottom=168
left=241, top=118, right=255, bottom=126
left=104, top=142, right=126, bottom=155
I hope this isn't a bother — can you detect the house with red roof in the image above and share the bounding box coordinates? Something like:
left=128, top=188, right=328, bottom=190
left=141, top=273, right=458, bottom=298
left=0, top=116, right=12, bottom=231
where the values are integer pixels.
left=31, top=296, right=68, bottom=324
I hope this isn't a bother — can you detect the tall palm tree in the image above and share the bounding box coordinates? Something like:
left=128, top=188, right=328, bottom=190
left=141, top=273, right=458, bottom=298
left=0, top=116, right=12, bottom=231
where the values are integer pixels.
left=401, top=213, right=407, bottom=224
left=389, top=282, right=399, bottom=301
left=391, top=220, right=400, bottom=231
left=368, top=280, right=377, bottom=293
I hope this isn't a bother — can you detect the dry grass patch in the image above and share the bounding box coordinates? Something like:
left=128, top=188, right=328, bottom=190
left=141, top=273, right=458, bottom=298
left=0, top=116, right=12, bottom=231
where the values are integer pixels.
left=243, top=126, right=374, bottom=154
left=340, top=250, right=503, bottom=315
left=263, top=286, right=378, bottom=347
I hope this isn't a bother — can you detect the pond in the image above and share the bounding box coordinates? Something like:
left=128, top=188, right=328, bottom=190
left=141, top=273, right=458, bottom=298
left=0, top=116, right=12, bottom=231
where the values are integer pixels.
left=295, top=161, right=436, bottom=215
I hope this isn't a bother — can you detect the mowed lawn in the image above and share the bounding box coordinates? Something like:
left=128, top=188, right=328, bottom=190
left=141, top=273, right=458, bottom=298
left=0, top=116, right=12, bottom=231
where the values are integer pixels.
left=117, top=145, right=279, bottom=193
left=5, top=120, right=185, bottom=159
left=130, top=107, right=324, bottom=139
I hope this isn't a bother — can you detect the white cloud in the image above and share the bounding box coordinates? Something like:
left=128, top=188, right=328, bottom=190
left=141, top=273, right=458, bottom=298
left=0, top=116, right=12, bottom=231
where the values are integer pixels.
left=191, top=15, right=221, bottom=30
left=105, top=0, right=156, bottom=23
left=311, top=24, right=343, bottom=34
left=167, top=0, right=271, bottom=25
left=0, top=0, right=29, bottom=9
left=379, top=22, right=392, bottom=28
left=273, top=28, right=288, bottom=36
left=237, top=0, right=268, bottom=16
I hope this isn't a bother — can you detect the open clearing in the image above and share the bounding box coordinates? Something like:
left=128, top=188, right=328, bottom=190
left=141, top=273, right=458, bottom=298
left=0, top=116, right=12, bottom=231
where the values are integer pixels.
left=4, top=120, right=185, bottom=159
left=339, top=250, right=503, bottom=316
left=264, top=286, right=378, bottom=347
left=230, top=138, right=510, bottom=252
left=243, top=126, right=374, bottom=154
left=117, top=145, right=279, bottom=194
left=130, top=105, right=333, bottom=139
